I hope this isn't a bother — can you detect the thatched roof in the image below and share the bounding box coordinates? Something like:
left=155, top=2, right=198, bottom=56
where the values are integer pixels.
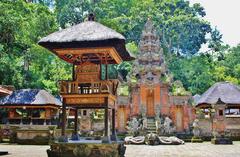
left=193, top=94, right=201, bottom=105
left=38, top=21, right=134, bottom=61
left=0, top=89, right=62, bottom=107
left=196, top=82, right=240, bottom=106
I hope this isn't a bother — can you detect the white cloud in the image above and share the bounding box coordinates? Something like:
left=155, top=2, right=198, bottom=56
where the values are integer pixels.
left=189, top=0, right=240, bottom=46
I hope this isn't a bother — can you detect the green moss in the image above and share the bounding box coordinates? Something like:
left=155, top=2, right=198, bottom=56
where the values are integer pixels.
left=16, top=135, right=49, bottom=145
left=191, top=136, right=203, bottom=143
left=171, top=80, right=191, bottom=96
left=119, top=86, right=129, bottom=96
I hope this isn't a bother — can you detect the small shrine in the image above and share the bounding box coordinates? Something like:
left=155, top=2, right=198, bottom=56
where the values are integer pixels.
left=39, top=14, right=133, bottom=157
left=117, top=19, right=195, bottom=135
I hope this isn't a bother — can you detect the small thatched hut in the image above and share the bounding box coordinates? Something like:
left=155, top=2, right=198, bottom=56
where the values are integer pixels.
left=0, top=89, right=61, bottom=125
left=196, top=82, right=240, bottom=137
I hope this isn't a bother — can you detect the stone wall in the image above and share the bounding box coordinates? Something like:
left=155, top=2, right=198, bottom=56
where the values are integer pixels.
left=225, top=117, right=240, bottom=136
left=198, top=119, right=212, bottom=136
left=0, top=124, right=74, bottom=144
left=198, top=117, right=240, bottom=137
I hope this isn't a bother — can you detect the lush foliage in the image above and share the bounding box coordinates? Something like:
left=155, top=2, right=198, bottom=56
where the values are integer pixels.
left=168, top=45, right=240, bottom=95
left=0, top=0, right=71, bottom=94
left=0, top=0, right=239, bottom=96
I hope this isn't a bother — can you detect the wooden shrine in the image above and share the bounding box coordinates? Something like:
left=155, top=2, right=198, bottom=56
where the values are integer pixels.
left=39, top=13, right=133, bottom=146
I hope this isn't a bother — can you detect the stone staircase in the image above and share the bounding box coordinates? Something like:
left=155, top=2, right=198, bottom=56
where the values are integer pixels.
left=147, top=118, right=157, bottom=133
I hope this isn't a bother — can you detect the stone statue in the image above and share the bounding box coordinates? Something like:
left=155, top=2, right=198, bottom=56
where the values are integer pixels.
left=162, top=117, right=175, bottom=135
left=191, top=119, right=203, bottom=142
left=125, top=133, right=184, bottom=145
left=155, top=117, right=162, bottom=135
left=126, top=118, right=140, bottom=136
left=142, top=117, right=147, bottom=130
left=145, top=133, right=160, bottom=145
left=155, top=105, right=162, bottom=134
left=192, top=119, right=200, bottom=137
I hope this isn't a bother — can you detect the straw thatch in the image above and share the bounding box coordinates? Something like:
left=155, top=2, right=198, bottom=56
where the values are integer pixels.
left=196, top=82, right=240, bottom=106
left=0, top=89, right=62, bottom=106
left=38, top=21, right=134, bottom=61
left=193, top=94, right=201, bottom=105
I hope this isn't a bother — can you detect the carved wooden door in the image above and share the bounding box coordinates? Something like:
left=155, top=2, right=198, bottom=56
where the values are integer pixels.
left=176, top=107, right=183, bottom=131
left=146, top=90, right=155, bottom=117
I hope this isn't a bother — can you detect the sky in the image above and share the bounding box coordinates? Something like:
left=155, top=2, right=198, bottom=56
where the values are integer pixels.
left=189, top=0, right=240, bottom=47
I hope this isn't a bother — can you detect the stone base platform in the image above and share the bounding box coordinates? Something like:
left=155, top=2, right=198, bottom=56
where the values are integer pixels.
left=47, top=141, right=126, bottom=157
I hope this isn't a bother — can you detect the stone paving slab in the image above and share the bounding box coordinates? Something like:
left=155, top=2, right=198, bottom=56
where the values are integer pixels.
left=1, top=142, right=240, bottom=157
left=125, top=142, right=240, bottom=157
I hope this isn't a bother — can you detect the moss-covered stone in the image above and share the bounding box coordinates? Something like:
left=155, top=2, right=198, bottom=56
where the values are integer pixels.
left=16, top=135, right=49, bottom=145
left=191, top=136, right=203, bottom=143
left=47, top=142, right=126, bottom=157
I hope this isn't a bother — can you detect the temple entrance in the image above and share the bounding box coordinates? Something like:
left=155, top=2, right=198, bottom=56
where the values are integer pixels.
left=146, top=89, right=155, bottom=117
left=176, top=107, right=183, bottom=131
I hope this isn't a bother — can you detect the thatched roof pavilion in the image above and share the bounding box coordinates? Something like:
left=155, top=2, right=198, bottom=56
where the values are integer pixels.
left=196, top=82, right=240, bottom=107
left=39, top=16, right=134, bottom=64
left=0, top=89, right=62, bottom=125
left=0, top=89, right=61, bottom=108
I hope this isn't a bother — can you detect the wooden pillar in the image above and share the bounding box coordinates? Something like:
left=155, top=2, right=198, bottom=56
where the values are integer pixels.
left=104, top=106, right=109, bottom=137
left=30, top=108, right=32, bottom=125
left=105, top=64, right=108, bottom=80
left=100, top=63, right=102, bottom=80
left=20, top=108, right=23, bottom=125
left=44, top=108, right=46, bottom=125
left=61, top=99, right=66, bottom=136
left=102, top=97, right=111, bottom=143
left=74, top=108, right=78, bottom=134
left=112, top=108, right=116, bottom=135
left=72, top=64, right=75, bottom=80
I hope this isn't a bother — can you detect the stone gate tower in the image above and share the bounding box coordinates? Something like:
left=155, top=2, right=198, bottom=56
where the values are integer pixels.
left=117, top=19, right=195, bottom=133
left=130, top=18, right=171, bottom=118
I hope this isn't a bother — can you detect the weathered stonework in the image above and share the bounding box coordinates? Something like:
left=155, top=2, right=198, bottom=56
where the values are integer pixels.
left=117, top=19, right=195, bottom=134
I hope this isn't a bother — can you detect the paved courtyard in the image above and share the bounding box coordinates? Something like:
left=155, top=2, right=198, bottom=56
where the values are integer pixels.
left=1, top=142, right=240, bottom=157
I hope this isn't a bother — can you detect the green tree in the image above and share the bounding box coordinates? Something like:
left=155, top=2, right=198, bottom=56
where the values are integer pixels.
left=168, top=54, right=214, bottom=95
left=0, top=0, right=71, bottom=94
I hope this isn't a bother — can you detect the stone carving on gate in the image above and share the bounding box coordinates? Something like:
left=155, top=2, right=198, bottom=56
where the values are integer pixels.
left=126, top=117, right=140, bottom=136
left=162, top=117, right=176, bottom=135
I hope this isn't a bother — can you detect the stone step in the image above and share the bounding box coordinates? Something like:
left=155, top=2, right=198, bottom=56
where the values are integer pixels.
left=147, top=125, right=155, bottom=127
left=147, top=118, right=156, bottom=133
left=147, top=125, right=156, bottom=128
left=147, top=126, right=156, bottom=128
left=147, top=119, right=155, bottom=121
left=147, top=131, right=157, bottom=133
left=147, top=122, right=155, bottom=124
left=147, top=123, right=155, bottom=125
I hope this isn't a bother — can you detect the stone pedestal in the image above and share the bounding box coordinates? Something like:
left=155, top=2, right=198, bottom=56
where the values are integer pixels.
left=102, top=136, right=111, bottom=143
left=47, top=142, right=126, bottom=157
